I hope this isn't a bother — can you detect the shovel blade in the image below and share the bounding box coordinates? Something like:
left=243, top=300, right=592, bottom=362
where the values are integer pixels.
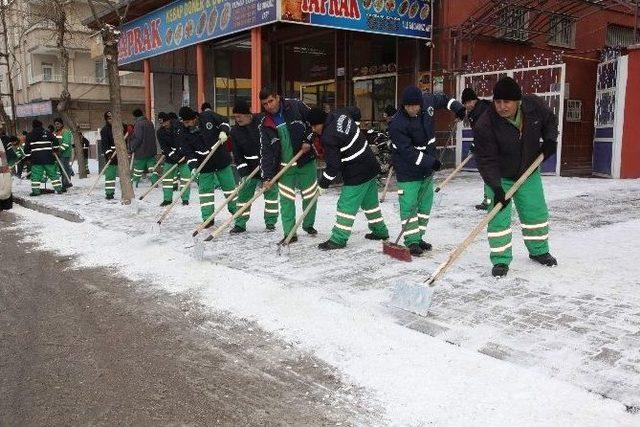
left=382, top=241, right=412, bottom=262
left=389, top=280, right=434, bottom=317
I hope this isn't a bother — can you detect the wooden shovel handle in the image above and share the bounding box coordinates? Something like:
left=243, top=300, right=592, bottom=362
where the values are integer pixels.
left=426, top=155, right=544, bottom=286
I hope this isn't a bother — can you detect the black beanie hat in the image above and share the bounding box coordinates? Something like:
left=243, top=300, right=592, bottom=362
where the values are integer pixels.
left=157, top=112, right=169, bottom=121
left=179, top=106, right=198, bottom=121
left=307, top=107, right=328, bottom=126
left=402, top=86, right=423, bottom=106
left=493, top=77, right=522, bottom=101
left=461, top=88, right=478, bottom=104
left=232, top=99, right=251, bottom=115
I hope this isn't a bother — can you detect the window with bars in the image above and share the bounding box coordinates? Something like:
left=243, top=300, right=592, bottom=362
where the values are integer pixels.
left=548, top=15, right=575, bottom=48
left=94, top=59, right=106, bottom=82
left=496, top=8, right=529, bottom=41
left=606, top=25, right=635, bottom=47
left=566, top=99, right=582, bottom=122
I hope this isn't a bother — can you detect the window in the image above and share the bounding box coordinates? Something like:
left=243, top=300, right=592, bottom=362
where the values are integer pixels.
left=606, top=25, right=635, bottom=47
left=42, top=63, right=53, bottom=82
left=566, top=100, right=582, bottom=122
left=548, top=15, right=575, bottom=48
left=94, top=59, right=106, bottom=82
left=497, top=8, right=529, bottom=41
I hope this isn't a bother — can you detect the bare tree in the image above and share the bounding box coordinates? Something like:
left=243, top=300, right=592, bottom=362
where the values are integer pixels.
left=86, top=0, right=134, bottom=203
left=0, top=1, right=18, bottom=135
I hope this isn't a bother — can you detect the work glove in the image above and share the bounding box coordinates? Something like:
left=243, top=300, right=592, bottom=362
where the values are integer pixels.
left=540, top=140, right=557, bottom=161
left=262, top=179, right=273, bottom=190
left=469, top=143, right=475, bottom=154
left=491, top=186, right=510, bottom=210
left=432, top=158, right=442, bottom=172
left=219, top=131, right=228, bottom=144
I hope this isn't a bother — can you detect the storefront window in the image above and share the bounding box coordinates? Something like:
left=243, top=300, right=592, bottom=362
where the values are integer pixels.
left=350, top=33, right=397, bottom=131
left=213, top=45, right=251, bottom=117
left=281, top=33, right=335, bottom=108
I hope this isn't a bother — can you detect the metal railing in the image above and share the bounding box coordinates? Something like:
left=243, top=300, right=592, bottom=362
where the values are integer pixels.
left=28, top=73, right=144, bottom=87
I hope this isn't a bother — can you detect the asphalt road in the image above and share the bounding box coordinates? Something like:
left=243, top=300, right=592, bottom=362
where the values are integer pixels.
left=0, top=210, right=378, bottom=426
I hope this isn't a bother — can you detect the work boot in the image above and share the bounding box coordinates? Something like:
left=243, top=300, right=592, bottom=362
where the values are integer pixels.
left=106, top=194, right=114, bottom=200
left=365, top=232, right=388, bottom=241
left=419, top=240, right=432, bottom=251
left=266, top=224, right=276, bottom=232
left=529, top=253, right=558, bottom=267
left=303, top=226, right=318, bottom=235
left=318, top=240, right=346, bottom=251
left=60, top=187, right=67, bottom=193
left=492, top=264, right=509, bottom=277
left=159, top=200, right=171, bottom=207
left=182, top=200, right=189, bottom=205
left=279, top=235, right=297, bottom=245
left=229, top=225, right=246, bottom=234
left=408, top=244, right=424, bottom=256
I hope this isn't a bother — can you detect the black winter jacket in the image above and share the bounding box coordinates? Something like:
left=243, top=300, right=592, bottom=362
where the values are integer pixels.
left=230, top=114, right=262, bottom=178
left=318, top=109, right=379, bottom=188
left=24, top=126, right=58, bottom=165
left=157, top=125, right=183, bottom=164
left=180, top=124, right=230, bottom=173
left=100, top=123, right=118, bottom=165
left=259, top=98, right=315, bottom=180
left=390, top=92, right=465, bottom=182
left=467, top=99, right=492, bottom=130
left=474, top=95, right=558, bottom=189
left=198, top=109, right=232, bottom=169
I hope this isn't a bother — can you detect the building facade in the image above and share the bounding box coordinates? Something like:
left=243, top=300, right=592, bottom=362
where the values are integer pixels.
left=0, top=0, right=145, bottom=133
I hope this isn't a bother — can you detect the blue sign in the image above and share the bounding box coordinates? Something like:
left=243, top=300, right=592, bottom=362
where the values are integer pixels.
left=280, top=0, right=432, bottom=39
left=118, top=0, right=278, bottom=65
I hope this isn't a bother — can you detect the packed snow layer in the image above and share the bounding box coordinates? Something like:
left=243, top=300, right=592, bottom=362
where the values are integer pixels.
left=7, top=162, right=640, bottom=425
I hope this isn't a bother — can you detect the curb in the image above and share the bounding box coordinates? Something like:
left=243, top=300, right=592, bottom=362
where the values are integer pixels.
left=13, top=196, right=85, bottom=223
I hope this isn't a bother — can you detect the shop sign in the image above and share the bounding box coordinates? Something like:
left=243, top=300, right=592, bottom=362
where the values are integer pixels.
left=280, top=0, right=432, bottom=39
left=16, top=101, right=53, bottom=118
left=118, top=0, right=278, bottom=65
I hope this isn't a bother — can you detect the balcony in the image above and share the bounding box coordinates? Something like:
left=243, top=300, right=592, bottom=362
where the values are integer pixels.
left=28, top=73, right=144, bottom=87
left=25, top=73, right=144, bottom=103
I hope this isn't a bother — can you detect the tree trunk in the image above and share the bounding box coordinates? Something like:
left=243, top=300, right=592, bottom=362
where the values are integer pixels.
left=0, top=4, right=17, bottom=135
left=104, top=34, right=134, bottom=204
left=54, top=11, right=87, bottom=178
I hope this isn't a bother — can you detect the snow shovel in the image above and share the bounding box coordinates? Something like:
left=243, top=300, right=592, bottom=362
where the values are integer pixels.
left=53, top=152, right=72, bottom=185
left=86, top=151, right=116, bottom=196
left=382, top=178, right=430, bottom=262
left=434, top=153, right=473, bottom=193
left=204, top=149, right=306, bottom=242
left=192, top=165, right=260, bottom=237
left=277, top=190, right=320, bottom=255
left=138, top=157, right=185, bottom=201
left=391, top=154, right=544, bottom=317
left=379, top=167, right=394, bottom=202
left=157, top=138, right=224, bottom=225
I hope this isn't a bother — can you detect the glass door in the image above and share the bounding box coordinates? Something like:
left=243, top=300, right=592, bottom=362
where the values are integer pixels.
left=300, top=80, right=336, bottom=110
left=353, top=74, right=396, bottom=131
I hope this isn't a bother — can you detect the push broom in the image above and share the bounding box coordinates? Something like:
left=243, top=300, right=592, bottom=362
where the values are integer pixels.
left=390, top=154, right=544, bottom=316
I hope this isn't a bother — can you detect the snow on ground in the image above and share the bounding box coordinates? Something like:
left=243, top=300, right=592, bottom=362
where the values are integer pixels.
left=6, top=161, right=640, bottom=425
